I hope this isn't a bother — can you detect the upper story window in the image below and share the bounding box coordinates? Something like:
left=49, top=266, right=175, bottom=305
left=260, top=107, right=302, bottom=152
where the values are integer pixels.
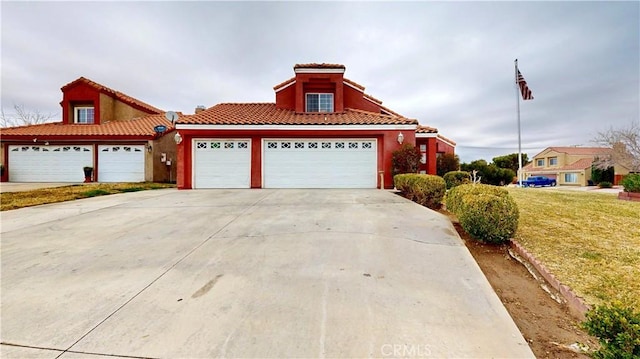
left=306, top=93, right=333, bottom=112
left=536, top=158, right=545, bottom=167
left=75, top=106, right=95, bottom=124
left=549, top=157, right=558, bottom=166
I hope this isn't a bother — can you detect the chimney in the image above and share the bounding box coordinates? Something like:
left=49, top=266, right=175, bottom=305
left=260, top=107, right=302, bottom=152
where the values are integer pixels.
left=195, top=105, right=206, bottom=114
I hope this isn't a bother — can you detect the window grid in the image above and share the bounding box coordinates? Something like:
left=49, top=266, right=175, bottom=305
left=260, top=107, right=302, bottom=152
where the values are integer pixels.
left=75, top=107, right=95, bottom=124
left=335, top=142, right=345, bottom=149
left=363, top=142, right=372, bottom=149
left=305, top=93, right=334, bottom=112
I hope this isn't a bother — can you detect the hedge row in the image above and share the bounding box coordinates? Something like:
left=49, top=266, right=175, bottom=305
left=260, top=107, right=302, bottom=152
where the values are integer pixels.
left=446, top=184, right=519, bottom=243
left=394, top=174, right=446, bottom=210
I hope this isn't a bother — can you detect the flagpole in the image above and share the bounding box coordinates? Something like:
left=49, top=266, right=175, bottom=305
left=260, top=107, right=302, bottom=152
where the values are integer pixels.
left=515, top=59, right=523, bottom=187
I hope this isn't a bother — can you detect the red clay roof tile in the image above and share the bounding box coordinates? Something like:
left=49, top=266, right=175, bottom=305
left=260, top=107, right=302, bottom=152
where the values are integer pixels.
left=416, top=125, right=438, bottom=133
left=0, top=114, right=178, bottom=139
left=546, top=147, right=611, bottom=156
left=178, top=103, right=417, bottom=126
left=294, top=63, right=346, bottom=69
left=61, top=77, right=163, bottom=114
left=343, top=78, right=365, bottom=91
left=273, top=77, right=296, bottom=91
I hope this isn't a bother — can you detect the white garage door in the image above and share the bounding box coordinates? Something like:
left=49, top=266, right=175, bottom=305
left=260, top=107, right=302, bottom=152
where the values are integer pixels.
left=98, top=145, right=145, bottom=182
left=8, top=145, right=93, bottom=182
left=193, top=139, right=251, bottom=188
left=263, top=139, right=377, bottom=188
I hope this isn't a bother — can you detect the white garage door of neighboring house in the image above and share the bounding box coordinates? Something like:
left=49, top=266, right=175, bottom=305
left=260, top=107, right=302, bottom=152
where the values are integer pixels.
left=263, top=139, right=377, bottom=188
left=98, top=145, right=145, bottom=182
left=193, top=139, right=251, bottom=188
left=8, top=145, right=93, bottom=182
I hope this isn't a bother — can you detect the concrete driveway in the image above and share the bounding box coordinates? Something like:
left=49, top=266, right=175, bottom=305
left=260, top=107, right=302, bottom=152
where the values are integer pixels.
left=1, top=189, right=534, bottom=358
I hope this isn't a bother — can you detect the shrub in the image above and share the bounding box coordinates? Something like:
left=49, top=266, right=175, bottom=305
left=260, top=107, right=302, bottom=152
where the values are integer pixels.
left=445, top=183, right=509, bottom=215
left=457, top=193, right=519, bottom=243
left=443, top=171, right=470, bottom=189
left=394, top=174, right=446, bottom=210
left=391, top=144, right=421, bottom=178
left=599, top=181, right=613, bottom=189
left=622, top=174, right=640, bottom=193
left=583, top=302, right=640, bottom=359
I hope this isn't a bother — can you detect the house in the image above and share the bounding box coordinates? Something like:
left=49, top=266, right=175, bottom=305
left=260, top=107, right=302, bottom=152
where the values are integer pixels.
left=521, top=146, right=629, bottom=186
left=0, top=77, right=178, bottom=183
left=174, top=63, right=455, bottom=189
left=415, top=125, right=456, bottom=174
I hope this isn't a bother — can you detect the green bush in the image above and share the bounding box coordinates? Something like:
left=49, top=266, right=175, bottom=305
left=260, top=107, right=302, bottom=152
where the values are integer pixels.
left=443, top=171, right=470, bottom=189
left=394, top=174, right=446, bottom=210
left=457, top=193, right=519, bottom=243
left=445, top=183, right=509, bottom=215
left=583, top=302, right=640, bottom=359
left=445, top=184, right=518, bottom=243
left=622, top=174, right=640, bottom=193
left=599, top=181, right=613, bottom=189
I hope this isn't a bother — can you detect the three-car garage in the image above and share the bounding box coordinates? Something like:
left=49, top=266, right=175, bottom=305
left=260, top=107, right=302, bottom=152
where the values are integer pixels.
left=191, top=138, right=378, bottom=189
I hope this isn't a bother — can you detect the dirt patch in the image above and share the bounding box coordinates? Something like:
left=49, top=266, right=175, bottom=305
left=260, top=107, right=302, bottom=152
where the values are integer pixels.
left=450, top=219, right=598, bottom=358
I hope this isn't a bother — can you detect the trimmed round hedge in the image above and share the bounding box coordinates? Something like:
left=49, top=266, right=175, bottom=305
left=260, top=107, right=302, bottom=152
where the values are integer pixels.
left=446, top=184, right=518, bottom=243
left=394, top=173, right=446, bottom=210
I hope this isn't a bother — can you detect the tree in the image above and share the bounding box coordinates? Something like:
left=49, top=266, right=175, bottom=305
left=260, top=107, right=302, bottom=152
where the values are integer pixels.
left=492, top=153, right=531, bottom=173
left=0, top=104, right=54, bottom=128
left=436, top=153, right=460, bottom=176
left=391, top=144, right=421, bottom=177
left=593, top=121, right=640, bottom=172
left=591, top=161, right=614, bottom=184
left=461, top=159, right=514, bottom=186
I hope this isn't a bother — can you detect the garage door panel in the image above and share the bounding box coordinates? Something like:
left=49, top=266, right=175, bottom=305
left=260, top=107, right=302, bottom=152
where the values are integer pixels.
left=98, top=145, right=145, bottom=182
left=8, top=145, right=93, bottom=182
left=263, top=139, right=377, bottom=188
left=193, top=140, right=251, bottom=189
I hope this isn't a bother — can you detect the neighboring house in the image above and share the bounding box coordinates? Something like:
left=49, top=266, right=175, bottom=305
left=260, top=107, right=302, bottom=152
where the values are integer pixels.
left=521, top=146, right=629, bottom=186
left=174, top=63, right=455, bottom=189
left=0, top=77, right=178, bottom=183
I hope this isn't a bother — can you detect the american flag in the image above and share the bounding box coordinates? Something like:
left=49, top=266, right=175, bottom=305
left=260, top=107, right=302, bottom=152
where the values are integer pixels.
left=517, top=69, right=534, bottom=100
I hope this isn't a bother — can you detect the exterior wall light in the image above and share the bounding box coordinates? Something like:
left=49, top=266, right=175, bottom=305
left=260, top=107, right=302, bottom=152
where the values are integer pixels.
left=397, top=132, right=404, bottom=144
left=174, top=132, right=183, bottom=144
left=146, top=144, right=153, bottom=153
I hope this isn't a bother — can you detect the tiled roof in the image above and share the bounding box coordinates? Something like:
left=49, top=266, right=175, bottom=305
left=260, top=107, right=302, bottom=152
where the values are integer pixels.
left=525, top=158, right=596, bottom=172
left=0, top=114, right=177, bottom=139
left=416, top=125, right=438, bottom=133
left=343, top=78, right=365, bottom=90
left=61, top=77, right=163, bottom=114
left=294, top=63, right=346, bottom=69
left=546, top=146, right=611, bottom=156
left=273, top=77, right=295, bottom=91
left=178, top=103, right=417, bottom=126
left=438, top=134, right=457, bottom=146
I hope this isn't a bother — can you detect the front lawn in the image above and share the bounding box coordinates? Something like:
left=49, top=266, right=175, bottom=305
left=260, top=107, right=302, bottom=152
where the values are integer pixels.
left=508, top=188, right=640, bottom=310
left=0, top=183, right=175, bottom=211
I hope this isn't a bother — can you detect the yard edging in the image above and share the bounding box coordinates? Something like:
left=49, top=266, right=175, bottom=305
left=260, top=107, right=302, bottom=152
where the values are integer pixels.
left=510, top=240, right=591, bottom=319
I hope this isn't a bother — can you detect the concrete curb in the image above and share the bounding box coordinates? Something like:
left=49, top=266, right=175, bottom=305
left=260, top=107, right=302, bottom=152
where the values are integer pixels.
left=510, top=240, right=591, bottom=319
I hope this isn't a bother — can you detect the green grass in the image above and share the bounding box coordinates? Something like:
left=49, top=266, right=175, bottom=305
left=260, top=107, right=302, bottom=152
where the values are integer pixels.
left=508, top=188, right=640, bottom=310
left=1, top=182, right=175, bottom=211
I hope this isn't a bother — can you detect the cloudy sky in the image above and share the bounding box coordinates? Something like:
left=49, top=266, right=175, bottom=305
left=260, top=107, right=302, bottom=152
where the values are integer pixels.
left=1, top=1, right=638, bottom=162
